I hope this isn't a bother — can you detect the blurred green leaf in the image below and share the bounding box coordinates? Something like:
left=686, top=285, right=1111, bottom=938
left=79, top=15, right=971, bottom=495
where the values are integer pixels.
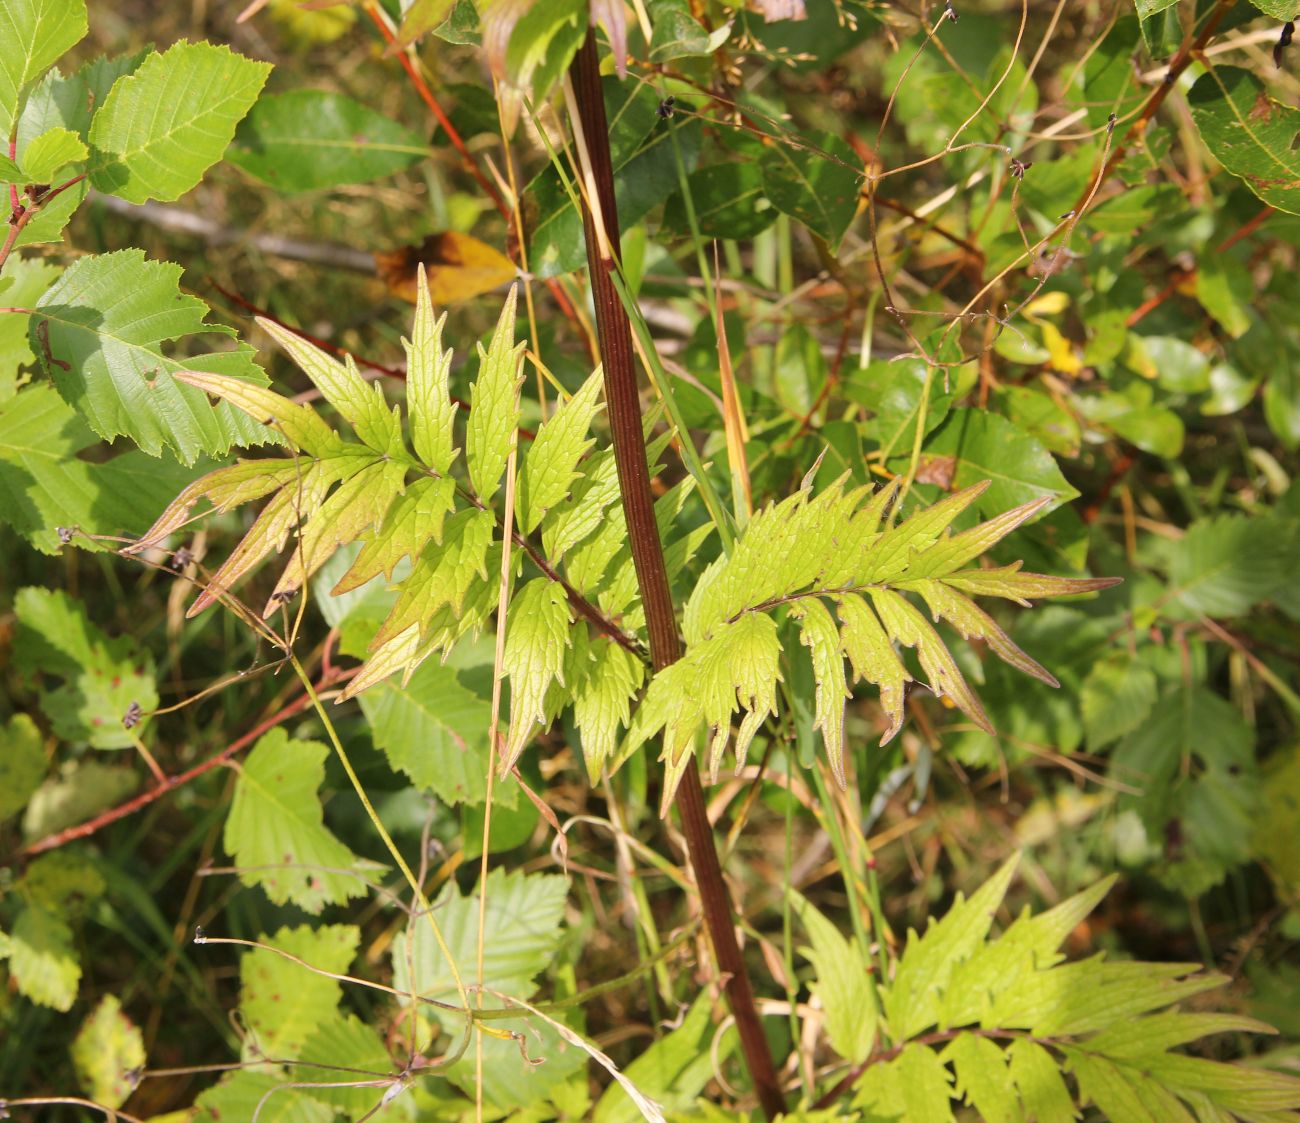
left=14, top=586, right=158, bottom=749
left=228, top=90, right=428, bottom=193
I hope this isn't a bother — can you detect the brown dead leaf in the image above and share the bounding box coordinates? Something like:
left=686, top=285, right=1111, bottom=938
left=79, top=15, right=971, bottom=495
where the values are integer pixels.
left=375, top=232, right=517, bottom=305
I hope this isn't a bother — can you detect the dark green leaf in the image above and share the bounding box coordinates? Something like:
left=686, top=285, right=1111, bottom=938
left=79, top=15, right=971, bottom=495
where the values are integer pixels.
left=759, top=131, right=860, bottom=249
left=228, top=90, right=428, bottom=193
left=1189, top=66, right=1300, bottom=216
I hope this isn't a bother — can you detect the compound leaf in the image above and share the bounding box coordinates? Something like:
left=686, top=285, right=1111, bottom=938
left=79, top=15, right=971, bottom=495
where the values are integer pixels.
left=502, top=578, right=574, bottom=771
left=520, top=366, right=604, bottom=534
left=465, top=285, right=524, bottom=502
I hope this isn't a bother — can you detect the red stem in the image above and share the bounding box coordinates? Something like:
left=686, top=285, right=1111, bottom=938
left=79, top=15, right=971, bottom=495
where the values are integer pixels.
left=567, top=32, right=786, bottom=1120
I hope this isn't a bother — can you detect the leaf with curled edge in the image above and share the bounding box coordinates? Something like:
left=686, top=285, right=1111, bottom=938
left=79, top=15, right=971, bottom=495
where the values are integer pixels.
left=906, top=578, right=1057, bottom=687
left=791, top=598, right=851, bottom=786
left=263, top=458, right=409, bottom=614
left=836, top=592, right=911, bottom=746
left=869, top=586, right=993, bottom=735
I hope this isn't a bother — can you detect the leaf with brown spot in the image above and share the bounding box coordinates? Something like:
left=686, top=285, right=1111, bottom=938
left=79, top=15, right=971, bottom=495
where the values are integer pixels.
left=1189, top=66, right=1300, bottom=215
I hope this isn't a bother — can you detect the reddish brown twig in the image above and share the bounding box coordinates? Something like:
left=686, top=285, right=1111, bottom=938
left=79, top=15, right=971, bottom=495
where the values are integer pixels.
left=1070, top=0, right=1235, bottom=220
left=13, top=668, right=354, bottom=862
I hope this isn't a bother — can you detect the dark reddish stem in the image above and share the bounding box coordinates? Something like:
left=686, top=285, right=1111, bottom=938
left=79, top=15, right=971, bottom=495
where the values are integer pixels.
left=568, top=32, right=786, bottom=1120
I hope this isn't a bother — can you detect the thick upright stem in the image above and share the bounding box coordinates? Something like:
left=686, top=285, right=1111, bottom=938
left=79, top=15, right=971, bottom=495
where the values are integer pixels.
left=567, top=32, right=786, bottom=1121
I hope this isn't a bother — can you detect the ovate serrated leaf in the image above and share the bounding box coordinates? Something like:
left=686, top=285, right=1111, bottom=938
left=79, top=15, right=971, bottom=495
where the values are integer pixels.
left=502, top=578, right=573, bottom=770
left=0, top=714, right=47, bottom=821
left=239, top=923, right=359, bottom=1059
left=1165, top=512, right=1294, bottom=618
left=520, top=367, right=604, bottom=533
left=869, top=586, right=992, bottom=735
left=790, top=891, right=876, bottom=1064
left=406, top=263, right=458, bottom=474
left=17, top=48, right=150, bottom=146
left=71, top=995, right=146, bottom=1110
left=14, top=586, right=158, bottom=748
left=32, top=250, right=273, bottom=463
left=10, top=906, right=80, bottom=1011
left=0, top=383, right=210, bottom=554
left=466, top=285, right=524, bottom=501
left=391, top=868, right=568, bottom=1014
left=88, top=41, right=270, bottom=203
left=357, top=659, right=498, bottom=807
left=791, top=598, right=851, bottom=785
left=1008, top=1039, right=1076, bottom=1123
left=1082, top=659, right=1157, bottom=750
left=0, top=0, right=87, bottom=138
left=224, top=729, right=372, bottom=912
left=20, top=125, right=85, bottom=181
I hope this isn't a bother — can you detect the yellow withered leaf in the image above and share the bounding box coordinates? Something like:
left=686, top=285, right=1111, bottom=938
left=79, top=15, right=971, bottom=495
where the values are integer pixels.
left=375, top=232, right=517, bottom=305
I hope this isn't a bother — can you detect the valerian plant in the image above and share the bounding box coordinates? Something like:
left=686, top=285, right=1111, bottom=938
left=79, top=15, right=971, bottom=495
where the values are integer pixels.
left=5, top=0, right=1300, bottom=1119
left=130, top=275, right=1115, bottom=808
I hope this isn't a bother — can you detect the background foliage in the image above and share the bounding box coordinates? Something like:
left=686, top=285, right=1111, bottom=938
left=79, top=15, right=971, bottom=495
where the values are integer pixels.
left=3, top=0, right=1300, bottom=1119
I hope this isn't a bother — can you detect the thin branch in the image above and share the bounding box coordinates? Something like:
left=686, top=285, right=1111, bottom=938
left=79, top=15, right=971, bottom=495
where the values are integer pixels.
left=11, top=668, right=353, bottom=861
